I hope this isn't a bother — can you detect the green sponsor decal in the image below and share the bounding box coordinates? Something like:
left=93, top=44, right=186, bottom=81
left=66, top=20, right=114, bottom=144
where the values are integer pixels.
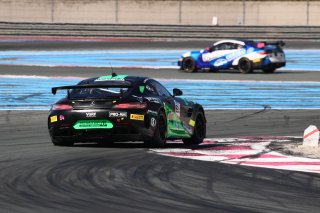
left=164, top=104, right=191, bottom=138
left=96, top=75, right=128, bottom=81
left=139, top=86, right=145, bottom=93
left=73, top=120, right=113, bottom=130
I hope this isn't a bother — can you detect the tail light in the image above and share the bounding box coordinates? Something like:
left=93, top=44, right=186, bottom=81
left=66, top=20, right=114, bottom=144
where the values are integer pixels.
left=257, top=42, right=265, bottom=49
left=113, top=102, right=147, bottom=109
left=51, top=104, right=73, bottom=110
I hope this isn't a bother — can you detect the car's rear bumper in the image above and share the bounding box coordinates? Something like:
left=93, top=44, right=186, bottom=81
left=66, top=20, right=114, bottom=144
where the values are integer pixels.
left=253, top=60, right=286, bottom=69
left=261, top=62, right=286, bottom=69
left=49, top=122, right=154, bottom=143
left=48, top=108, right=155, bottom=143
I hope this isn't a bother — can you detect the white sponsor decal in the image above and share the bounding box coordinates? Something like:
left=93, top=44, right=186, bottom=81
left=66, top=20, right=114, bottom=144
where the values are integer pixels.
left=147, top=110, right=158, bottom=115
left=225, top=49, right=246, bottom=61
left=109, top=111, right=127, bottom=118
left=146, top=85, right=154, bottom=92
left=174, top=100, right=180, bottom=118
left=214, top=58, right=228, bottom=67
left=86, top=112, right=96, bottom=118
left=202, top=51, right=226, bottom=62
left=145, top=97, right=161, bottom=104
left=150, top=117, right=157, bottom=127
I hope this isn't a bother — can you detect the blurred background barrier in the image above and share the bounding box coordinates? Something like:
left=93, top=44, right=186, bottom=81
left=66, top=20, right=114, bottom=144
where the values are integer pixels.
left=0, top=0, right=319, bottom=26
left=0, top=22, right=320, bottom=40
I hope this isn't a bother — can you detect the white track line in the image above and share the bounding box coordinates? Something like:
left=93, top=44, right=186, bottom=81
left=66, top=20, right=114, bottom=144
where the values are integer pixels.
left=151, top=137, right=320, bottom=174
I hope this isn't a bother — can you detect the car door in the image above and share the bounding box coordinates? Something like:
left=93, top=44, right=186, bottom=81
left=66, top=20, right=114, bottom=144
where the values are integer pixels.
left=149, top=80, right=189, bottom=138
left=211, top=42, right=245, bottom=69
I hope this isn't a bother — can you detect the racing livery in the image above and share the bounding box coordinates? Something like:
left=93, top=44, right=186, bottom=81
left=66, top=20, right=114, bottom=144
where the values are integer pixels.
left=48, top=74, right=206, bottom=147
left=178, top=40, right=286, bottom=73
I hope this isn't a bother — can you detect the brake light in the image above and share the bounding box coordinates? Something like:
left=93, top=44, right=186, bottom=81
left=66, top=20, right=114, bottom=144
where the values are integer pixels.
left=257, top=43, right=265, bottom=48
left=51, top=104, right=73, bottom=110
left=113, top=102, right=147, bottom=109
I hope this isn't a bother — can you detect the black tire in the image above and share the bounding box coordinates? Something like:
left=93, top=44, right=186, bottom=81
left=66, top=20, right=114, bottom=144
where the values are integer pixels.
left=144, top=111, right=167, bottom=147
left=51, top=136, right=74, bottom=146
left=238, top=58, right=253, bottom=73
left=182, top=57, right=197, bottom=73
left=183, top=112, right=206, bottom=145
left=209, top=67, right=219, bottom=72
left=262, top=67, right=276, bottom=73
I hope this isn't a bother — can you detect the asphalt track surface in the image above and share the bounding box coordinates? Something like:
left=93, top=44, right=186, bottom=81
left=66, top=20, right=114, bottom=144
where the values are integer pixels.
left=1, top=40, right=320, bottom=213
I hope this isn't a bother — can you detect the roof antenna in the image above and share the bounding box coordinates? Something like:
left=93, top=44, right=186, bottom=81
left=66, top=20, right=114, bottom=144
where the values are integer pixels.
left=109, top=63, right=117, bottom=77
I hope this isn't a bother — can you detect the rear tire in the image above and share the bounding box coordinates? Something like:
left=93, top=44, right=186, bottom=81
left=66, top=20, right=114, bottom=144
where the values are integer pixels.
left=144, top=111, right=167, bottom=147
left=182, top=57, right=197, bottom=73
left=183, top=112, right=206, bottom=145
left=238, top=58, right=253, bottom=73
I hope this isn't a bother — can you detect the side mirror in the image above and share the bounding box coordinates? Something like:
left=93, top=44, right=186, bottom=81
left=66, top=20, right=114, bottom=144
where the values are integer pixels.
left=173, top=88, right=183, bottom=97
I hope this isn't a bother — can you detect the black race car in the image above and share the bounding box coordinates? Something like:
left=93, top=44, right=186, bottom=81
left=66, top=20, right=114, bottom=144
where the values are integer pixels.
left=48, top=74, right=206, bottom=147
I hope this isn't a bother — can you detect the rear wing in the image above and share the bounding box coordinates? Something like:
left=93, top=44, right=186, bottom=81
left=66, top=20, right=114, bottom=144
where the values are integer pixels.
left=51, top=84, right=132, bottom=95
left=265, top=40, right=285, bottom=47
left=245, top=40, right=285, bottom=47
left=257, top=40, right=285, bottom=47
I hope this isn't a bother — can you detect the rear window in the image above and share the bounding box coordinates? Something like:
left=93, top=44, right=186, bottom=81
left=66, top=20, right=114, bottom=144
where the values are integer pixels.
left=69, top=86, right=131, bottom=99
left=67, top=76, right=135, bottom=99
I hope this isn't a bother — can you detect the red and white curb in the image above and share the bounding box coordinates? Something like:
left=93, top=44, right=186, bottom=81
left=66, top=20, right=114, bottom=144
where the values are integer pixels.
left=150, top=137, right=320, bottom=174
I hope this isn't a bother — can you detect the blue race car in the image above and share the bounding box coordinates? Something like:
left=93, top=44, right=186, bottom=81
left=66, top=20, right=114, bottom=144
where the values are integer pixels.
left=178, top=40, right=286, bottom=73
